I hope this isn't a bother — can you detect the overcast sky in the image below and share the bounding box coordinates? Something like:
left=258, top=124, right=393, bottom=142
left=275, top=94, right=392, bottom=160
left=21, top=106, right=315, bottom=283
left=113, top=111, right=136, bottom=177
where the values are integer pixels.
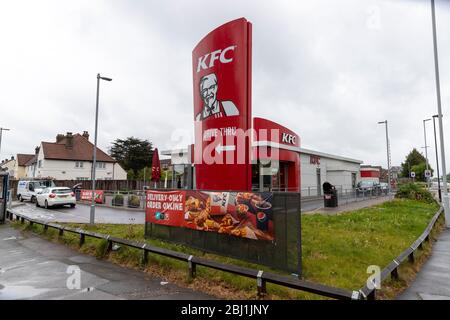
left=1, top=0, right=450, bottom=172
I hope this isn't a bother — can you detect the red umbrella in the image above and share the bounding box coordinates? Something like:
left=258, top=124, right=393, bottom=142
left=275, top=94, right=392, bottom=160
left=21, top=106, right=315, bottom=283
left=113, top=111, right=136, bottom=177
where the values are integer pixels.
left=151, top=148, right=161, bottom=182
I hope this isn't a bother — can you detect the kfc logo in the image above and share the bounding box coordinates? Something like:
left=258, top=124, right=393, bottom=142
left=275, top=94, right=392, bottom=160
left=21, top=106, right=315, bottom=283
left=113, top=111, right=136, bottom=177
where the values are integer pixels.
left=195, top=73, right=239, bottom=121
left=196, top=45, right=236, bottom=72
left=281, top=133, right=296, bottom=145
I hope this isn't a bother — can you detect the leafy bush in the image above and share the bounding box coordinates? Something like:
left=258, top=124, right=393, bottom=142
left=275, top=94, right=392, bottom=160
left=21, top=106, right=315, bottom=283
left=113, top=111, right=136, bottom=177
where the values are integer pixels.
left=112, top=194, right=124, bottom=206
left=395, top=183, right=436, bottom=203
left=127, top=195, right=141, bottom=208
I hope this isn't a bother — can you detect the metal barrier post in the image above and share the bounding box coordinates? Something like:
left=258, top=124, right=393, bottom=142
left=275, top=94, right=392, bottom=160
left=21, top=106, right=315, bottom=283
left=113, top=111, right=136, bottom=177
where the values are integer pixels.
left=141, top=244, right=148, bottom=265
left=408, top=252, right=415, bottom=263
left=79, top=233, right=85, bottom=247
left=188, top=255, right=196, bottom=279
left=257, top=270, right=266, bottom=298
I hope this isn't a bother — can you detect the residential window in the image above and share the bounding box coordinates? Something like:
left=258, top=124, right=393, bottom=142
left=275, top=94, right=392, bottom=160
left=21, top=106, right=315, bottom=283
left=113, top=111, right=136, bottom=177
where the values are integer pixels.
left=96, top=162, right=106, bottom=169
left=75, top=161, right=84, bottom=168
left=38, top=160, right=42, bottom=168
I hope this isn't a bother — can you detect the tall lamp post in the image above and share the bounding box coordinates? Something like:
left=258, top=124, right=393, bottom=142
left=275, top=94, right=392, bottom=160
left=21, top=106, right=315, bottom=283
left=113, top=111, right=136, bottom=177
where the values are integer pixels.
left=90, top=73, right=112, bottom=225
left=423, top=118, right=431, bottom=186
left=431, top=0, right=450, bottom=227
left=0, top=127, right=11, bottom=157
left=432, top=114, right=442, bottom=202
left=378, top=120, right=391, bottom=192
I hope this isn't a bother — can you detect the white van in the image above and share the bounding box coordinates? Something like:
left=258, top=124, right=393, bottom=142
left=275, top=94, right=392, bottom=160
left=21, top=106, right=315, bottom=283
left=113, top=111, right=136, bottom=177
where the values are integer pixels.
left=17, top=180, right=56, bottom=203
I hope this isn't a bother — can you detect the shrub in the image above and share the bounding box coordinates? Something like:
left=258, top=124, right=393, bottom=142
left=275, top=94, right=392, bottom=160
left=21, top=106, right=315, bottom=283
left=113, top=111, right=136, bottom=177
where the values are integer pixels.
left=395, top=183, right=436, bottom=203
left=112, top=194, right=124, bottom=206
left=128, top=195, right=141, bottom=208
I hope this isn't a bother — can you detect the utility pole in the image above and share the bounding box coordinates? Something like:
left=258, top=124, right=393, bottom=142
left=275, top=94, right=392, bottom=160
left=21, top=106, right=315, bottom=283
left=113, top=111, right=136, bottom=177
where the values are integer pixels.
left=431, top=0, right=450, bottom=227
left=378, top=121, right=391, bottom=192
left=432, top=115, right=442, bottom=202
left=90, top=74, right=112, bottom=225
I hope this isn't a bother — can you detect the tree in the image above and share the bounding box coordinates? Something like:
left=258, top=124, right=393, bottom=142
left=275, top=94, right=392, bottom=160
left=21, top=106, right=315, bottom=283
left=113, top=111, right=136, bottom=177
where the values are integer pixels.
left=109, top=137, right=153, bottom=178
left=400, top=148, right=433, bottom=181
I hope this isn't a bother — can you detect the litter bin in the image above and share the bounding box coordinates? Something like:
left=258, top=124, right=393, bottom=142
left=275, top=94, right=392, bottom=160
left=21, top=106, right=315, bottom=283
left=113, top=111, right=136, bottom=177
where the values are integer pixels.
left=323, top=182, right=338, bottom=207
left=72, top=183, right=82, bottom=201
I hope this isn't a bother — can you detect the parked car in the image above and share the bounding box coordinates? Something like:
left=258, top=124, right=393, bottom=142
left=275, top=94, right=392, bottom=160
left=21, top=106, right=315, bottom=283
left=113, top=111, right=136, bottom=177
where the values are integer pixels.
left=17, top=179, right=56, bottom=203
left=36, top=187, right=76, bottom=209
left=356, top=181, right=376, bottom=196
left=379, top=182, right=389, bottom=194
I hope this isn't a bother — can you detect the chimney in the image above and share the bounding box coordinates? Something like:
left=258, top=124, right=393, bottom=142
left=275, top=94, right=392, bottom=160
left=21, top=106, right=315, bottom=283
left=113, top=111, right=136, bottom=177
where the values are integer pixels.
left=35, top=146, right=40, bottom=155
left=65, top=132, right=73, bottom=149
left=56, top=134, right=65, bottom=143
left=82, top=131, right=89, bottom=140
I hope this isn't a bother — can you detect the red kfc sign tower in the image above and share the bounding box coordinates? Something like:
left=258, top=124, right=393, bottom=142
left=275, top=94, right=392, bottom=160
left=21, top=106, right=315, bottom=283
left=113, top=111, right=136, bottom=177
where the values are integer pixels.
left=192, top=18, right=252, bottom=191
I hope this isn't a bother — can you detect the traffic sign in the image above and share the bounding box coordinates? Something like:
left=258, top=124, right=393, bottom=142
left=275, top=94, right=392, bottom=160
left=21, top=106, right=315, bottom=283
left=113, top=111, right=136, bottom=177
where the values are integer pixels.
left=424, top=170, right=432, bottom=178
left=410, top=172, right=416, bottom=178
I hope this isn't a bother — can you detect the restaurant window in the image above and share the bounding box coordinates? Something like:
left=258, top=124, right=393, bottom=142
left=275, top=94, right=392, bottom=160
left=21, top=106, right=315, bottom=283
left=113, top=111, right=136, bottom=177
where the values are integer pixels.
left=172, top=164, right=190, bottom=189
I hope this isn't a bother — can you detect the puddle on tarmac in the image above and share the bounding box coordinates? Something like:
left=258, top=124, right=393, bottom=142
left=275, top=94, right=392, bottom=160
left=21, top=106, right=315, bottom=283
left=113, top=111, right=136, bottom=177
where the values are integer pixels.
left=0, top=285, right=50, bottom=299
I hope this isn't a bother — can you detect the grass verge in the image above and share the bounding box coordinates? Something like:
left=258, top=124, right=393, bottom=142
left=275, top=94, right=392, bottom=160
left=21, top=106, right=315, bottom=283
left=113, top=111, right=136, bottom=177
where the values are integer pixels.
left=11, top=198, right=444, bottom=300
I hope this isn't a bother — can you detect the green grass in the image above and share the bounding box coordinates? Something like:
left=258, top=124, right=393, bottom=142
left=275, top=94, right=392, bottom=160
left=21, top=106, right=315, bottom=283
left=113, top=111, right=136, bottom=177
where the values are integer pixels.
left=12, top=198, right=443, bottom=300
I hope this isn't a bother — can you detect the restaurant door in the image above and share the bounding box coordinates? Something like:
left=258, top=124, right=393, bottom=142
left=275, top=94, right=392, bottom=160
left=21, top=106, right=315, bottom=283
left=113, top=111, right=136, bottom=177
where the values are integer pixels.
left=252, top=161, right=289, bottom=192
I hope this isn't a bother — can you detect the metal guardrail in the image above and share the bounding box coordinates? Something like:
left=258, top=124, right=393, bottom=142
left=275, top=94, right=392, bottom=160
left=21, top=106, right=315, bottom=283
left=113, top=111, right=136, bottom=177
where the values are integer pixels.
left=358, top=207, right=444, bottom=300
left=5, top=208, right=358, bottom=300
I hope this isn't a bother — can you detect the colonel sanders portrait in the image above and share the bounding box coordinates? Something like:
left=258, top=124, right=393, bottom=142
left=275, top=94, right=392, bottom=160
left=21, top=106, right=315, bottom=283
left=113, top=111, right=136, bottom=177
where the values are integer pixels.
left=195, top=73, right=239, bottom=121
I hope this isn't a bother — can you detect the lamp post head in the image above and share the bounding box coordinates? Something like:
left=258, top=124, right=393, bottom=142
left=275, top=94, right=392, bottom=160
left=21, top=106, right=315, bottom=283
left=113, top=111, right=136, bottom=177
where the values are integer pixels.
left=97, top=74, right=112, bottom=81
left=378, top=121, right=386, bottom=124
left=424, top=118, right=431, bottom=123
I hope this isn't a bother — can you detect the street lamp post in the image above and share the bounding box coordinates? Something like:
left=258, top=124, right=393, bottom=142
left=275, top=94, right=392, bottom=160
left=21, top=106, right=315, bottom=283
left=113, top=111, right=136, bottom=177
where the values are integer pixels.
left=423, top=118, right=431, bottom=186
left=90, top=73, right=112, bottom=225
left=0, top=127, right=11, bottom=157
left=378, top=120, right=391, bottom=193
left=431, top=0, right=450, bottom=227
left=432, top=115, right=442, bottom=202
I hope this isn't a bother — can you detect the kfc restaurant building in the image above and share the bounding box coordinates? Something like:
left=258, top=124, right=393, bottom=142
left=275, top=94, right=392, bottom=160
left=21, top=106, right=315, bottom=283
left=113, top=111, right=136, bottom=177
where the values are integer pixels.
left=161, top=17, right=362, bottom=196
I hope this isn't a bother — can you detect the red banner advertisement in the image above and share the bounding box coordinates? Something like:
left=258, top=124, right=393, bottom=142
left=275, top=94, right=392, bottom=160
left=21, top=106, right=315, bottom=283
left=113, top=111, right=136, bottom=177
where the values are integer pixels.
left=80, top=189, right=104, bottom=204
left=146, top=190, right=274, bottom=241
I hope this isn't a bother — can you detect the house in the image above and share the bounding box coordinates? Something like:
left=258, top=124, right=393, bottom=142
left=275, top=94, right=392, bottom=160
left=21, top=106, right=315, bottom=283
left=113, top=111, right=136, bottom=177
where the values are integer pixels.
left=0, top=154, right=34, bottom=179
left=25, top=131, right=127, bottom=180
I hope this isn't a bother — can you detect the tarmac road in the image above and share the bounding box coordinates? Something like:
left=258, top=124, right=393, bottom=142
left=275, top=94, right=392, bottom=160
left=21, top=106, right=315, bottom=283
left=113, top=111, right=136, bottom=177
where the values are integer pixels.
left=0, top=223, right=212, bottom=300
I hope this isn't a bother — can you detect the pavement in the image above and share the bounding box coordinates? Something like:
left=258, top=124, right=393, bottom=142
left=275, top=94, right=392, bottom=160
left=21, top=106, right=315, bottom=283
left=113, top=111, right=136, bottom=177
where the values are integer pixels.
left=302, top=195, right=394, bottom=215
left=0, top=223, right=212, bottom=300
left=398, top=228, right=450, bottom=300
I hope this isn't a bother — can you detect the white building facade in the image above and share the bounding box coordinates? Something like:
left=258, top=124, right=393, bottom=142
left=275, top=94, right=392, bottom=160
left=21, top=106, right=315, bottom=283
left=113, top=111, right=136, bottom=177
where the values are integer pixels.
left=161, top=146, right=362, bottom=196
left=24, top=132, right=127, bottom=180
